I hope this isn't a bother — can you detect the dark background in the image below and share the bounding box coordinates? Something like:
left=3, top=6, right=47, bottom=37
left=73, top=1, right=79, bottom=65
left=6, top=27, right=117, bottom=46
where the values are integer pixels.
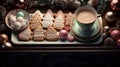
left=0, top=52, right=120, bottom=66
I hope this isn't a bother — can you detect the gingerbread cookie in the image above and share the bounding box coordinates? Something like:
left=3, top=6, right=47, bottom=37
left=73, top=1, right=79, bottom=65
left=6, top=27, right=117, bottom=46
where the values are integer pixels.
left=55, top=10, right=65, bottom=18
left=30, top=10, right=43, bottom=30
left=30, top=10, right=43, bottom=24
left=33, top=26, right=46, bottom=41
left=53, top=15, right=65, bottom=30
left=46, top=9, right=54, bottom=17
left=42, top=20, right=53, bottom=29
left=30, top=22, right=41, bottom=31
left=46, top=26, right=59, bottom=41
left=18, top=27, right=32, bottom=41
left=41, top=10, right=54, bottom=28
left=65, top=12, right=74, bottom=25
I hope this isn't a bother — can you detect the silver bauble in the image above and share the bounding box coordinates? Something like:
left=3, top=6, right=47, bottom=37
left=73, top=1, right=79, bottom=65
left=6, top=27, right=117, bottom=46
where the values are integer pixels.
left=105, top=11, right=115, bottom=22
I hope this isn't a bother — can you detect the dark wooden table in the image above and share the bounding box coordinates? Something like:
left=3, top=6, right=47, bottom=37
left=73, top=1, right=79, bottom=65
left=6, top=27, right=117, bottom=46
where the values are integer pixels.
left=1, top=8, right=120, bottom=53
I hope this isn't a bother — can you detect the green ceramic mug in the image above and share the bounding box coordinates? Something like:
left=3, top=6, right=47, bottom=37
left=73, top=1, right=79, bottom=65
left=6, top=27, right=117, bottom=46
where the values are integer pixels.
left=74, top=5, right=98, bottom=32
left=70, top=5, right=103, bottom=43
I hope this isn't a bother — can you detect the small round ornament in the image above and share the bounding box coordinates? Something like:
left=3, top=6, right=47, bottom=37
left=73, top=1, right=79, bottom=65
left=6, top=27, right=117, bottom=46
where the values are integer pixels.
left=105, top=11, right=115, bottom=22
left=0, top=6, right=7, bottom=20
left=104, top=37, right=115, bottom=46
left=73, top=0, right=81, bottom=8
left=110, top=0, right=120, bottom=10
left=116, top=21, right=120, bottom=29
left=0, top=34, right=8, bottom=43
left=116, top=39, right=120, bottom=46
left=67, top=34, right=74, bottom=42
left=110, top=29, right=120, bottom=40
left=103, top=26, right=110, bottom=33
left=102, top=33, right=107, bottom=39
left=3, top=42, right=12, bottom=48
left=59, top=29, right=68, bottom=40
left=0, top=23, right=9, bottom=32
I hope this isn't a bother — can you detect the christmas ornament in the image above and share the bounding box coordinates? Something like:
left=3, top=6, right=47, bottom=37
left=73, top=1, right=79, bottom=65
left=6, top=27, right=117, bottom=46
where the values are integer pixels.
left=67, top=33, right=74, bottom=42
left=116, top=39, right=120, bottom=46
left=25, top=0, right=34, bottom=9
left=51, top=0, right=81, bottom=9
left=96, top=0, right=106, bottom=14
left=102, top=33, right=107, bottom=39
left=72, top=0, right=81, bottom=8
left=0, top=23, right=9, bottom=32
left=0, top=34, right=8, bottom=43
left=111, top=0, right=120, bottom=10
left=110, top=29, right=120, bottom=40
left=16, top=0, right=25, bottom=8
left=0, top=6, right=6, bottom=20
left=87, top=0, right=98, bottom=7
left=103, top=26, right=110, bottom=33
left=105, top=11, right=115, bottom=22
left=87, top=0, right=106, bottom=13
left=59, top=29, right=68, bottom=40
left=104, top=37, right=115, bottom=46
left=3, top=42, right=12, bottom=48
left=116, top=21, right=120, bottom=29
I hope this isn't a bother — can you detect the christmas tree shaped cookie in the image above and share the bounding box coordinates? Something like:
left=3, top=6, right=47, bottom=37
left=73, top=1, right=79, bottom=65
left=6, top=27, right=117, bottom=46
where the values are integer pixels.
left=18, top=26, right=32, bottom=41
left=41, top=9, right=54, bottom=28
left=55, top=10, right=65, bottom=18
left=65, top=12, right=74, bottom=25
left=33, top=26, right=46, bottom=41
left=30, top=10, right=43, bottom=24
left=30, top=22, right=41, bottom=31
left=45, top=9, right=54, bottom=18
left=46, top=26, right=59, bottom=41
left=30, top=10, right=43, bottom=30
left=53, top=14, right=65, bottom=30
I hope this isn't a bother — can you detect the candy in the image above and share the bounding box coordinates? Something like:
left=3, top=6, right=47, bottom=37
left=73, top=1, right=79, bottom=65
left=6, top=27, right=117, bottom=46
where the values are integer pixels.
left=9, top=15, right=16, bottom=22
left=12, top=22, right=22, bottom=29
left=16, top=11, right=25, bottom=17
left=17, top=16, right=24, bottom=22
left=21, top=20, right=27, bottom=27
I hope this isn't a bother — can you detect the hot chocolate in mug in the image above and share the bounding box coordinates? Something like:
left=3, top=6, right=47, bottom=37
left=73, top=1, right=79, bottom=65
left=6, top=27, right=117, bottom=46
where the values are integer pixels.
left=71, top=5, right=102, bottom=43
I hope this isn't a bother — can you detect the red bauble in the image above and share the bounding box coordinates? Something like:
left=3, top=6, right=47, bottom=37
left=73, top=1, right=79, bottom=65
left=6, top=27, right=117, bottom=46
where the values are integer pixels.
left=110, top=30, right=120, bottom=40
left=67, top=34, right=74, bottom=42
left=59, top=30, right=68, bottom=40
left=116, top=39, right=120, bottom=46
left=111, top=0, right=120, bottom=10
